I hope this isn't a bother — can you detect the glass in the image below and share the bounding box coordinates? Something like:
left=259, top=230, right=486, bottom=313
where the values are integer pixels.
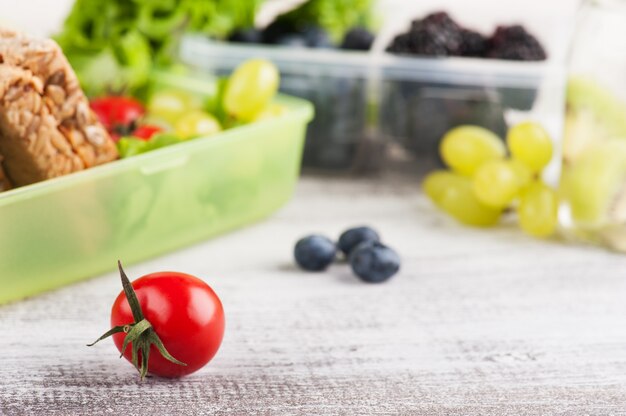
left=561, top=0, right=626, bottom=251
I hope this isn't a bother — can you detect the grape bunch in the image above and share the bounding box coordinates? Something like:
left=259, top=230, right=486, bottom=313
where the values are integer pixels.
left=423, top=123, right=558, bottom=238
left=149, top=59, right=280, bottom=126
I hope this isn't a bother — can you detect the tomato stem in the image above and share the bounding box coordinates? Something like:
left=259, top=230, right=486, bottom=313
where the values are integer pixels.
left=87, top=261, right=187, bottom=379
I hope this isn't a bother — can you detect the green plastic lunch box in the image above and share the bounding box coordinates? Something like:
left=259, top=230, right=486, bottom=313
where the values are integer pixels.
left=0, top=81, right=313, bottom=304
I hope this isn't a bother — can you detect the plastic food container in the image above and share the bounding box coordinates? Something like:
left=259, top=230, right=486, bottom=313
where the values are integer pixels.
left=0, top=90, right=313, bottom=305
left=180, top=15, right=570, bottom=175
left=180, top=41, right=379, bottom=172
left=377, top=55, right=565, bottom=177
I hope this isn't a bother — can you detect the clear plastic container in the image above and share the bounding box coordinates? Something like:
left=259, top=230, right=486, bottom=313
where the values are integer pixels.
left=180, top=14, right=570, bottom=176
left=560, top=0, right=626, bottom=251
left=0, top=89, right=313, bottom=305
left=376, top=55, right=566, bottom=181
left=181, top=41, right=379, bottom=172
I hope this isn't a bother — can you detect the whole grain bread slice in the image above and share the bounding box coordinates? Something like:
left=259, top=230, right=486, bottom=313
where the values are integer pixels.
left=0, top=156, right=11, bottom=191
left=0, top=29, right=118, bottom=187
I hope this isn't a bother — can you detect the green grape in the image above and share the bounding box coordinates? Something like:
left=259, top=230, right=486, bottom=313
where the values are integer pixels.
left=423, top=171, right=502, bottom=227
left=562, top=139, right=626, bottom=227
left=509, top=159, right=533, bottom=189
left=254, top=103, right=287, bottom=121
left=424, top=171, right=458, bottom=207
left=507, top=121, right=553, bottom=172
left=518, top=181, right=559, bottom=237
left=148, top=89, right=198, bottom=125
left=472, top=160, right=525, bottom=209
left=224, top=59, right=280, bottom=122
left=175, top=110, right=222, bottom=140
left=440, top=126, right=506, bottom=176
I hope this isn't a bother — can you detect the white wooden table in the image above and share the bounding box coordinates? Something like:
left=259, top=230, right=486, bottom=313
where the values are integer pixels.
left=2, top=170, right=626, bottom=415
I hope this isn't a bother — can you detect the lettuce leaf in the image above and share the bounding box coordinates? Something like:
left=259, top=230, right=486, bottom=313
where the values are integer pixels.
left=56, top=0, right=262, bottom=96
left=117, top=133, right=185, bottom=158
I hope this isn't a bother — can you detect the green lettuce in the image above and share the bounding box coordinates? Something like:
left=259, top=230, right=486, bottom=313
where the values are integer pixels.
left=117, top=133, right=185, bottom=159
left=56, top=0, right=262, bottom=96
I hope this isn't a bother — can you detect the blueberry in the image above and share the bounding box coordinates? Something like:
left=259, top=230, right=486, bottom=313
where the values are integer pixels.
left=304, top=26, right=332, bottom=48
left=275, top=33, right=308, bottom=48
left=349, top=242, right=400, bottom=283
left=228, top=28, right=263, bottom=44
left=294, top=235, right=337, bottom=271
left=341, top=27, right=375, bottom=51
left=338, top=226, right=380, bottom=256
left=262, top=20, right=299, bottom=44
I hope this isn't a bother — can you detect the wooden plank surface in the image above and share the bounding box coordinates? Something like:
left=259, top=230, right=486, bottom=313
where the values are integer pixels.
left=2, top=171, right=626, bottom=415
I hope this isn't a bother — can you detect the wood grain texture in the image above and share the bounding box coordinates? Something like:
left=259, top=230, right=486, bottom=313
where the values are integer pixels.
left=2, top=171, right=626, bottom=416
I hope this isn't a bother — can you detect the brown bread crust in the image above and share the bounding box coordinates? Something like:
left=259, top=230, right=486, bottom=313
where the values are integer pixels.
left=0, top=29, right=118, bottom=187
left=0, top=156, right=11, bottom=191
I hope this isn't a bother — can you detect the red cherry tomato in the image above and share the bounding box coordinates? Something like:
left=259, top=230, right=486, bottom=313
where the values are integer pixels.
left=110, top=272, right=225, bottom=378
left=90, top=96, right=145, bottom=134
left=90, top=98, right=114, bottom=130
left=109, top=97, right=145, bottom=126
left=132, top=125, right=163, bottom=140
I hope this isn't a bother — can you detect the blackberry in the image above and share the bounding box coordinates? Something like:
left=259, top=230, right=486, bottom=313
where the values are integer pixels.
left=387, top=28, right=450, bottom=56
left=459, top=29, right=488, bottom=57
left=341, top=27, right=375, bottom=51
left=419, top=11, right=460, bottom=31
left=387, top=33, right=409, bottom=54
left=387, top=11, right=463, bottom=57
left=487, top=25, right=546, bottom=61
